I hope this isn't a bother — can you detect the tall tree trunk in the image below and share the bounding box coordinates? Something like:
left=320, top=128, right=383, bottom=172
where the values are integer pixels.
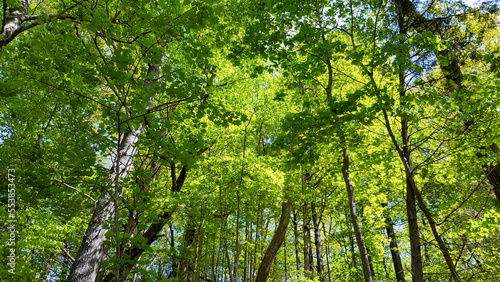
left=101, top=165, right=187, bottom=282
left=41, top=253, right=55, bottom=282
left=391, top=5, right=425, bottom=280
left=284, top=235, right=288, bottom=281
left=345, top=211, right=357, bottom=277
left=383, top=204, right=406, bottom=282
left=389, top=6, right=462, bottom=277
left=178, top=219, right=197, bottom=281
left=233, top=193, right=241, bottom=282
left=402, top=118, right=423, bottom=282
left=68, top=128, right=141, bottom=281
left=224, top=218, right=235, bottom=282
left=292, top=208, right=301, bottom=272
left=302, top=174, right=313, bottom=278
left=234, top=115, right=252, bottom=281
left=325, top=244, right=332, bottom=282
left=192, top=218, right=205, bottom=282
left=255, top=198, right=292, bottom=282
left=158, top=258, right=165, bottom=280
left=68, top=62, right=162, bottom=281
left=170, top=223, right=178, bottom=278
left=253, top=195, right=262, bottom=282
left=322, top=220, right=333, bottom=282
left=341, top=147, right=374, bottom=282
left=382, top=108, right=462, bottom=282
left=244, top=223, right=250, bottom=282
left=399, top=57, right=424, bottom=282
left=406, top=180, right=423, bottom=282
left=311, top=202, right=325, bottom=279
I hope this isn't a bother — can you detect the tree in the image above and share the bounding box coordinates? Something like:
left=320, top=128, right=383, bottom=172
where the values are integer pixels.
left=1, top=0, right=499, bottom=281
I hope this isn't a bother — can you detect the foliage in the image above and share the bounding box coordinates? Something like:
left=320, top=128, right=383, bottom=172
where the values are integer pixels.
left=0, top=0, right=499, bottom=281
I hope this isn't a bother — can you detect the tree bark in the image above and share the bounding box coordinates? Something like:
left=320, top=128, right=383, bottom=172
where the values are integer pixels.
left=68, top=127, right=142, bottom=282
left=345, top=211, right=357, bottom=277
left=400, top=58, right=424, bottom=282
left=101, top=165, right=187, bottom=282
left=311, top=201, right=325, bottom=279
left=383, top=204, right=406, bottom=282
left=192, top=218, right=205, bottom=282
left=325, top=244, right=332, bottom=282
left=178, top=218, right=197, bottom=281
left=255, top=197, right=292, bottom=282
left=403, top=125, right=424, bottom=282
left=302, top=174, right=313, bottom=279
left=390, top=4, right=425, bottom=280
left=341, top=147, right=374, bottom=282
left=1, top=0, right=32, bottom=47
left=1, top=0, right=80, bottom=48
left=292, top=208, right=301, bottom=271
left=41, top=253, right=55, bottom=282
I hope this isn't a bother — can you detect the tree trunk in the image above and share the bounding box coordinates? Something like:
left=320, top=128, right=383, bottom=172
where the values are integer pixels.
left=68, top=61, right=162, bottom=281
left=345, top=211, right=357, bottom=277
left=101, top=165, right=188, bottom=282
left=404, top=155, right=423, bottom=282
left=383, top=204, right=406, bottom=282
left=382, top=109, right=462, bottom=282
left=224, top=220, right=235, bottom=282
left=411, top=179, right=462, bottom=282
left=311, top=202, right=325, bottom=279
left=68, top=128, right=142, bottom=282
left=1, top=0, right=81, bottom=48
left=170, top=223, right=178, bottom=278
left=255, top=197, right=292, bottom=282
left=178, top=219, right=197, bottom=281
left=302, top=174, right=313, bottom=278
left=341, top=147, right=374, bottom=282
left=387, top=7, right=462, bottom=275
left=391, top=6, right=425, bottom=280
left=292, top=208, right=301, bottom=272
left=401, top=82, right=424, bottom=282
left=192, top=219, right=205, bottom=282
left=233, top=194, right=241, bottom=282
left=244, top=223, right=251, bottom=282
left=325, top=244, right=332, bottom=282
left=158, top=258, right=165, bottom=280
left=1, top=0, right=31, bottom=47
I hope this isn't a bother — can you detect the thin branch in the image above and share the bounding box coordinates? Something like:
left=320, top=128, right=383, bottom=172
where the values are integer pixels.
left=61, top=246, right=75, bottom=263
left=437, top=173, right=491, bottom=226
left=53, top=178, right=97, bottom=203
left=411, top=139, right=445, bottom=172
left=19, top=70, right=116, bottom=112
left=118, top=97, right=190, bottom=126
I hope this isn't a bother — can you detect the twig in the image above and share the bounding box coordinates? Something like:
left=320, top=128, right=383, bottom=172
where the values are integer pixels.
left=52, top=178, right=97, bottom=203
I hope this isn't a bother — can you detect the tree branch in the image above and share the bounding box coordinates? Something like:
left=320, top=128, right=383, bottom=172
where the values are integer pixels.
left=53, top=178, right=97, bottom=203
